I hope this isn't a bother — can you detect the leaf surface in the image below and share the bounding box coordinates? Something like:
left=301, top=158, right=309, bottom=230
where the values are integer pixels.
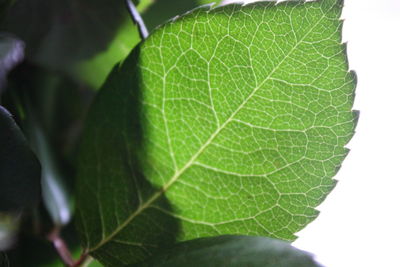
left=29, top=123, right=72, bottom=226
left=77, top=0, right=357, bottom=265
left=133, top=235, right=321, bottom=267
left=0, top=106, right=41, bottom=211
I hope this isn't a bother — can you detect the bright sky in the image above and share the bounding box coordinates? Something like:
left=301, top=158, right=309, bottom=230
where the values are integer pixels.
left=222, top=0, right=400, bottom=266
left=293, top=1, right=400, bottom=266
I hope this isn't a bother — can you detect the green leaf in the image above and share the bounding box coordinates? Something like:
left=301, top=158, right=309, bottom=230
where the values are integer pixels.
left=77, top=0, right=356, bottom=265
left=0, top=106, right=41, bottom=211
left=26, top=117, right=72, bottom=226
left=0, top=106, right=40, bottom=250
left=73, top=18, right=139, bottom=89
left=133, top=235, right=321, bottom=267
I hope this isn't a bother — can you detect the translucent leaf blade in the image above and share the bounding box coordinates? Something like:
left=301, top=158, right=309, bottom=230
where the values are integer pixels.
left=77, top=0, right=356, bottom=265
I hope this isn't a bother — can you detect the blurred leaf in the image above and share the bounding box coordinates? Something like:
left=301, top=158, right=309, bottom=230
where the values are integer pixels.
left=0, top=251, right=10, bottom=266
left=29, top=122, right=72, bottom=226
left=2, top=63, right=92, bottom=226
left=134, top=235, right=322, bottom=267
left=0, top=105, right=40, bottom=251
left=197, top=0, right=224, bottom=5
left=73, top=18, right=139, bottom=89
left=0, top=0, right=13, bottom=19
left=4, top=232, right=61, bottom=266
left=0, top=213, right=20, bottom=250
left=0, top=34, right=24, bottom=92
left=0, top=106, right=41, bottom=211
left=73, top=0, right=155, bottom=89
left=0, top=0, right=143, bottom=87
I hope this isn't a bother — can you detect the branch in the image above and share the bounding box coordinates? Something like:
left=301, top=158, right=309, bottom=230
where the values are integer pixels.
left=47, top=227, right=89, bottom=267
left=126, top=0, right=149, bottom=40
left=47, top=227, right=74, bottom=266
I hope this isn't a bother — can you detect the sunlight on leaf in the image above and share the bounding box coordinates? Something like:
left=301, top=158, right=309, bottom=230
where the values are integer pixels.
left=76, top=0, right=356, bottom=265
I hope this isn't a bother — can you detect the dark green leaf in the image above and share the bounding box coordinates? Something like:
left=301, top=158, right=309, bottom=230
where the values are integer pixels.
left=0, top=106, right=41, bottom=211
left=142, top=0, right=211, bottom=31
left=77, top=0, right=356, bottom=265
left=3, top=66, right=86, bottom=225
left=134, top=235, right=321, bottom=267
left=0, top=0, right=13, bottom=19
left=0, top=252, right=10, bottom=266
left=28, top=120, right=72, bottom=226
left=0, top=0, right=141, bottom=87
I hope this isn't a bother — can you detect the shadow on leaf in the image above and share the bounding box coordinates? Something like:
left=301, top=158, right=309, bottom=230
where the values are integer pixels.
left=76, top=46, right=181, bottom=265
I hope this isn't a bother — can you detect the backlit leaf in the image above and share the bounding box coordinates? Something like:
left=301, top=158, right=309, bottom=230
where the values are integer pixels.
left=0, top=106, right=41, bottom=212
left=77, top=0, right=356, bottom=265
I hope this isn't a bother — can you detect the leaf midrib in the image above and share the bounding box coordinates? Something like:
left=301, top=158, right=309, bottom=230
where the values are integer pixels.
left=88, top=10, right=327, bottom=252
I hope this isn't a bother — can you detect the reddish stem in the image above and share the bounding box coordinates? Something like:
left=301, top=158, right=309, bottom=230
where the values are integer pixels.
left=48, top=227, right=74, bottom=266
left=71, top=252, right=89, bottom=267
left=47, top=227, right=88, bottom=267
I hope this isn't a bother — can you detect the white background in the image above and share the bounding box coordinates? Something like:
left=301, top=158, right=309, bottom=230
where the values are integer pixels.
left=224, top=0, right=400, bottom=266
left=292, top=0, right=400, bottom=267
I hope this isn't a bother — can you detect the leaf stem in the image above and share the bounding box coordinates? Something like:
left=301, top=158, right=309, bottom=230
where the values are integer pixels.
left=47, top=227, right=74, bottom=266
left=71, top=252, right=89, bottom=267
left=47, top=227, right=89, bottom=267
left=126, top=0, right=149, bottom=40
